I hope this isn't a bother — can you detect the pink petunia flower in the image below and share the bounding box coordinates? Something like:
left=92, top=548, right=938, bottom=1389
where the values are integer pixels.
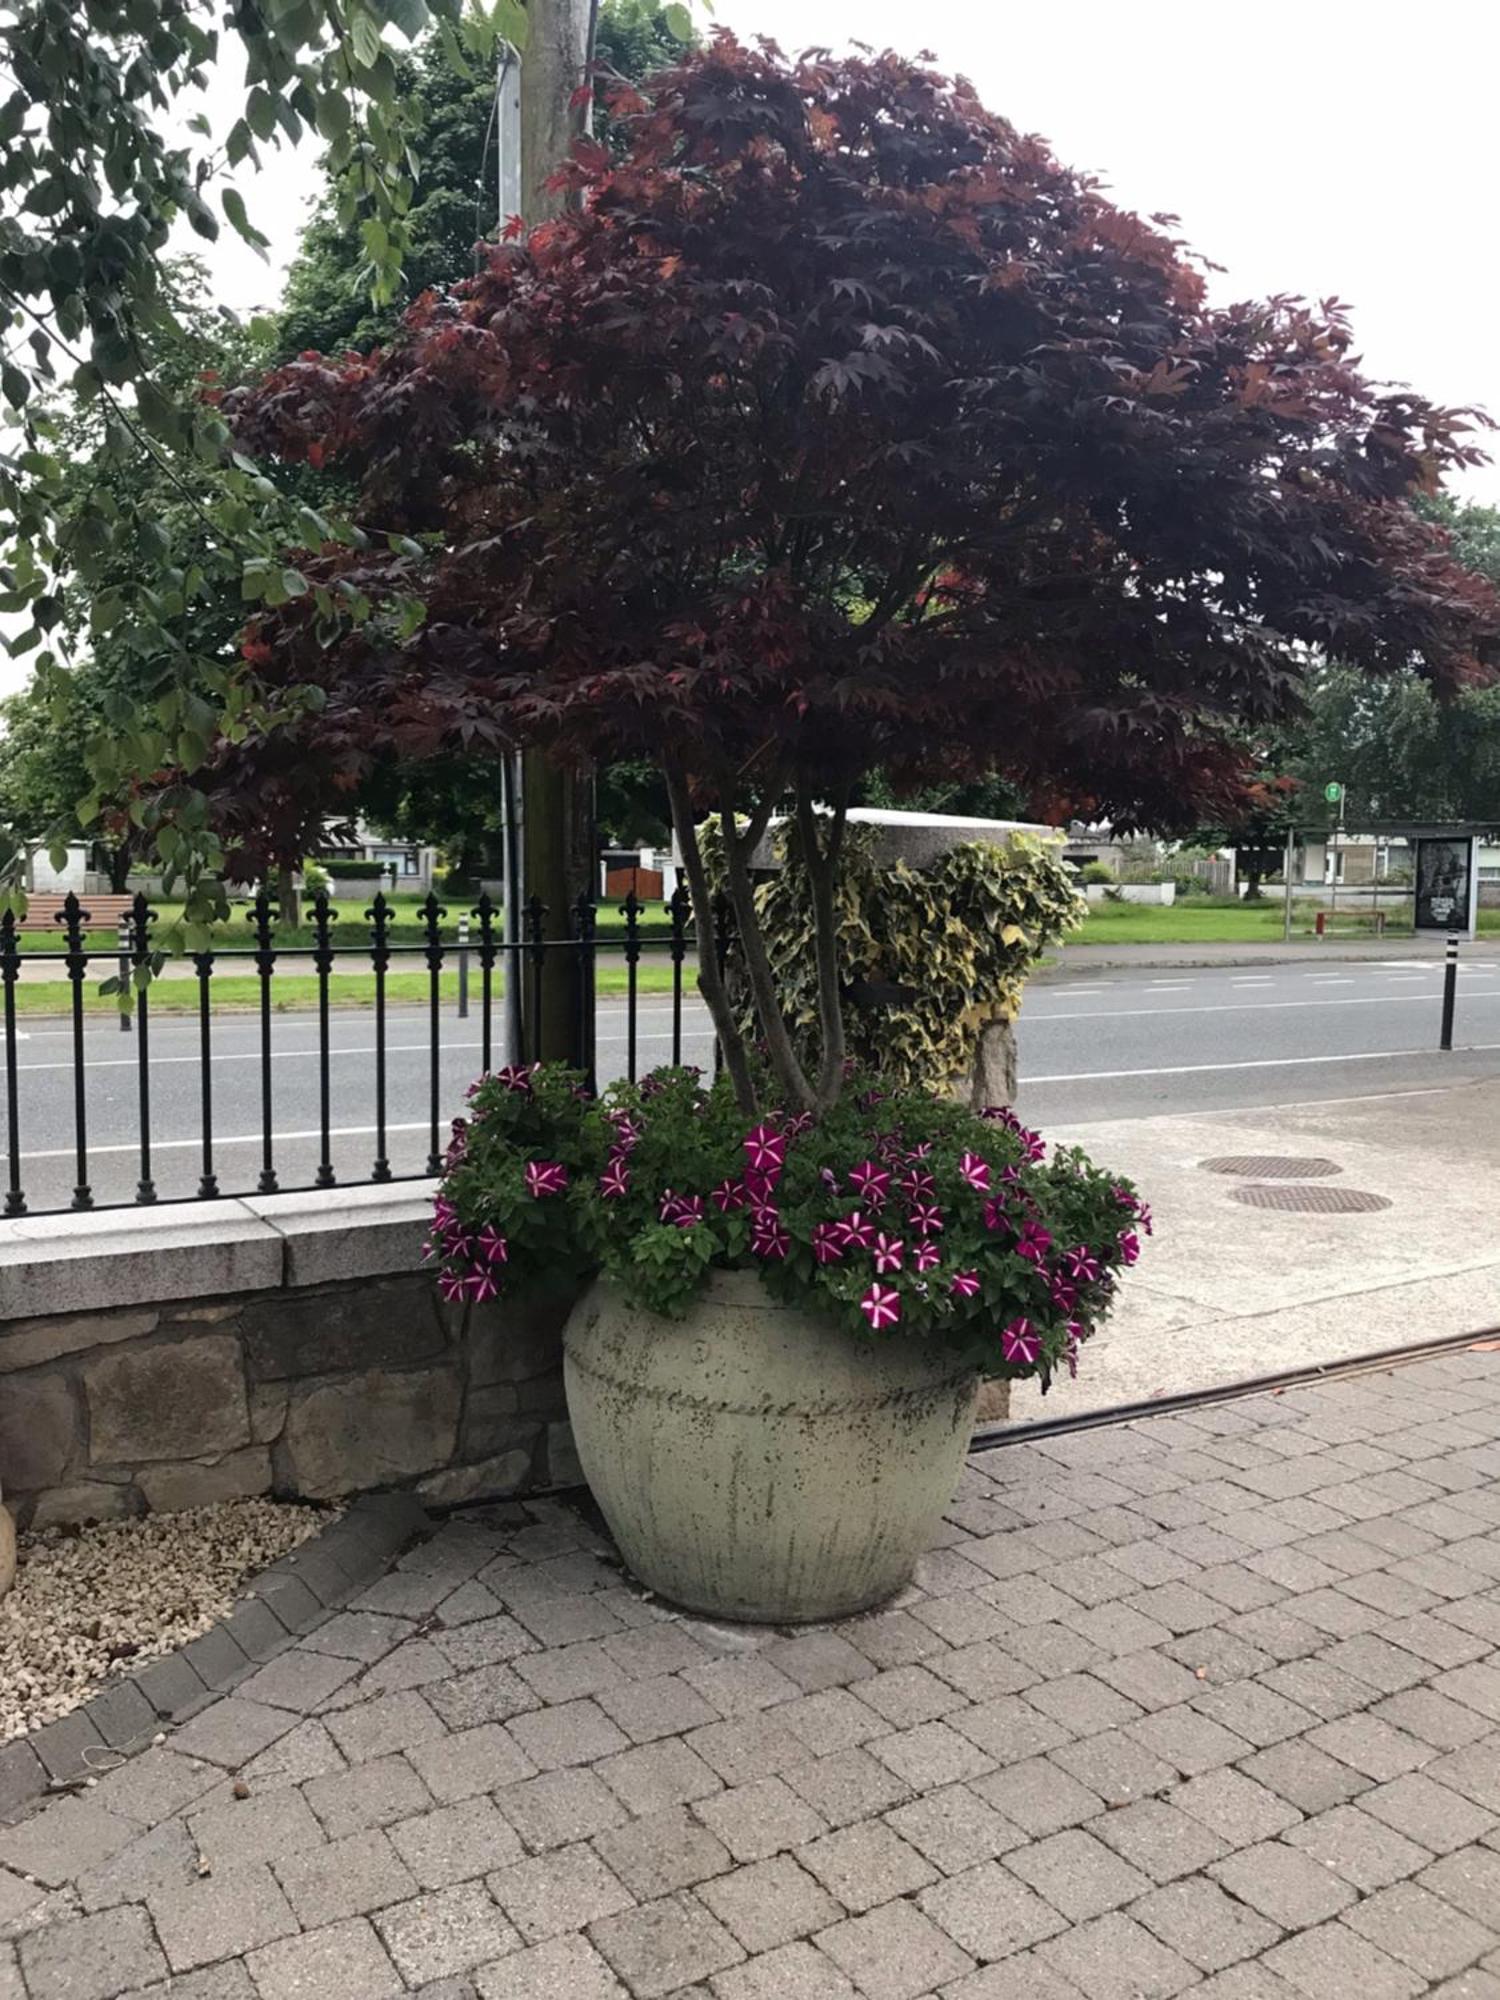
left=752, top=1218, right=790, bottom=1259
left=710, top=1177, right=745, bottom=1212
left=906, top=1141, right=933, bottom=1161
left=1119, top=1229, right=1141, bottom=1266
left=914, top=1240, right=940, bottom=1273
left=494, top=1063, right=534, bottom=1093
left=599, top=1159, right=631, bottom=1200
left=873, top=1233, right=905, bottom=1275
left=1017, top=1221, right=1052, bottom=1265
left=950, top=1270, right=980, bottom=1299
left=437, top=1269, right=468, bottom=1303
left=860, top=1283, right=901, bottom=1330
left=812, top=1223, right=845, bottom=1265
left=819, top=1167, right=841, bottom=1195
left=467, top=1268, right=499, bottom=1303
left=1050, top=1278, right=1078, bottom=1314
left=982, top=1197, right=1011, bottom=1234
left=1136, top=1201, right=1154, bottom=1237
left=908, top=1202, right=944, bottom=1238
left=672, top=1195, right=705, bottom=1229
left=835, top=1210, right=876, bottom=1251
left=1063, top=1246, right=1101, bottom=1283
left=743, top=1124, right=786, bottom=1173
left=959, top=1151, right=990, bottom=1192
left=849, top=1161, right=891, bottom=1208
left=477, top=1225, right=509, bottom=1266
left=524, top=1160, right=568, bottom=1198
left=784, top=1111, right=815, bottom=1140
left=1001, top=1317, right=1041, bottom=1366
left=900, top=1167, right=936, bottom=1201
left=1065, top=1322, right=1083, bottom=1378
left=744, top=1168, right=782, bottom=1209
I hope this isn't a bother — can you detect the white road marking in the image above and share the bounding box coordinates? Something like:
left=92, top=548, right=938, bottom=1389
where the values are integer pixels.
left=11, top=1032, right=686, bottom=1075
left=1023, top=992, right=1500, bottom=1024
left=1024, top=1044, right=1500, bottom=1083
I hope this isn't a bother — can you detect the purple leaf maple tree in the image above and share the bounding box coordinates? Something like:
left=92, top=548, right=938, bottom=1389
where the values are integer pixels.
left=209, top=34, right=1500, bottom=1114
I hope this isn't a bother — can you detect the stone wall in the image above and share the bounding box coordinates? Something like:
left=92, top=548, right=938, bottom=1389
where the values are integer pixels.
left=0, top=1190, right=574, bottom=1530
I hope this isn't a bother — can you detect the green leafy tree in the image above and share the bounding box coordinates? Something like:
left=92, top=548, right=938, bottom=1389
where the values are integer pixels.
left=275, top=1, right=688, bottom=360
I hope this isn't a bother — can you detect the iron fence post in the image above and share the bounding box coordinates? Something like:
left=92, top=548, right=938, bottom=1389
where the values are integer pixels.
left=1, top=911, right=24, bottom=1216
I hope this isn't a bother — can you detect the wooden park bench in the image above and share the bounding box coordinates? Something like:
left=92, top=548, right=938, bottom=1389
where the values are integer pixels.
left=1313, top=908, right=1387, bottom=937
left=12, top=892, right=136, bottom=935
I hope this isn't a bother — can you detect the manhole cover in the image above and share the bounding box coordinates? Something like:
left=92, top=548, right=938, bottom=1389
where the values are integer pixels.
left=1200, top=1155, right=1342, bottom=1179
left=1230, top=1184, right=1392, bottom=1214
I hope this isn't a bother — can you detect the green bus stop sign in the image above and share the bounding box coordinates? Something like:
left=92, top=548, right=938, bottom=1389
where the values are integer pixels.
left=1324, top=781, right=1343, bottom=804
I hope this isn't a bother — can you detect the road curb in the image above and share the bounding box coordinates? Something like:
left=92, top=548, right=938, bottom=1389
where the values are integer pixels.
left=0, top=1490, right=431, bottom=1825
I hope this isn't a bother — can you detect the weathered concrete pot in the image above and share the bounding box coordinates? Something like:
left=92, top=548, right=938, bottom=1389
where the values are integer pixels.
left=563, top=1270, right=979, bottom=1623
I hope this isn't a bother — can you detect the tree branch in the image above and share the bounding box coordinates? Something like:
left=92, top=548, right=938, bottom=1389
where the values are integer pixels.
left=720, top=795, right=816, bottom=1112
left=796, top=782, right=849, bottom=1108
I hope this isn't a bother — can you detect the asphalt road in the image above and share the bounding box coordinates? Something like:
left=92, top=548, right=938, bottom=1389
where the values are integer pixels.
left=3, top=959, right=1499, bottom=1212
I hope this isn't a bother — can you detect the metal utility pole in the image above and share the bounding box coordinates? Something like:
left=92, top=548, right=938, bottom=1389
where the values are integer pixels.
left=516, top=0, right=599, bottom=1067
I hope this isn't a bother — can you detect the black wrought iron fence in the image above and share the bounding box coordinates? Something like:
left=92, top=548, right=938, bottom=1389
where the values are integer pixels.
left=0, top=884, right=730, bottom=1218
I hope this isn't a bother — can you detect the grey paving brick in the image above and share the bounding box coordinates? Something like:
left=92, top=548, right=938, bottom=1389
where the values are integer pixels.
left=19, top=1904, right=167, bottom=2000
left=1360, top=1770, right=1497, bottom=1852
left=688, top=1716, right=812, bottom=1790
left=30, top=1709, right=109, bottom=1785
left=514, top=1639, right=630, bottom=1704
left=1091, top=1796, right=1228, bottom=1883
left=682, top=1656, right=805, bottom=1718
left=594, top=1806, right=732, bottom=1900
left=148, top=1859, right=299, bottom=1972
left=708, top=1938, right=858, bottom=1998
left=1127, top=1706, right=1251, bottom=1776
left=818, top=1896, right=975, bottom=1999
left=926, top=1641, right=1036, bottom=1703
left=697, top=1777, right=830, bottom=1863
left=784, top=1747, right=913, bottom=1828
left=1260, top=1918, right=1425, bottom=2000
left=1028, top=1672, right=1144, bottom=1736
left=189, top=1784, right=326, bottom=1872
left=1191, top=1681, right=1315, bottom=1748
left=1255, top=1656, right=1378, bottom=1723
left=775, top=1690, right=885, bottom=1755
left=697, top=1854, right=841, bottom=1953
left=78, top=1676, right=158, bottom=1754
left=375, top=1880, right=521, bottom=1984
left=599, top=1735, right=723, bottom=1814
left=1006, top=1827, right=1150, bottom=1921
left=1032, top=1908, right=1198, bottom=1999
left=234, top=1648, right=361, bottom=1713
left=303, top=1752, right=432, bottom=1840
left=883, top=1781, right=1021, bottom=1876
left=590, top=1889, right=743, bottom=1997
left=798, top=1819, right=937, bottom=1912
left=486, top=1840, right=633, bottom=1944
left=474, top=1931, right=627, bottom=1999
left=1238, top=1740, right=1370, bottom=1814
left=968, top=1756, right=1101, bottom=1840
left=1051, top=1728, right=1177, bottom=1806
left=495, top=1768, right=628, bottom=1852
left=0, top=1740, right=45, bottom=1823
left=1209, top=1840, right=1359, bottom=1928
left=506, top=1698, right=629, bottom=1772
left=765, top=1634, right=876, bottom=1693
left=1284, top=1801, right=1433, bottom=1890
left=406, top=1721, right=538, bottom=1804
left=303, top=1611, right=419, bottom=1663
left=91, top=1745, right=223, bottom=1827
left=858, top=1665, right=966, bottom=1728
left=76, top=1818, right=198, bottom=1914
left=948, top=1695, right=1069, bottom=1765
left=1319, top=1633, right=1430, bottom=1694
left=600, top=1624, right=715, bottom=1682
left=116, top=1963, right=258, bottom=2000
left=597, top=1673, right=720, bottom=1743
left=1420, top=1843, right=1500, bottom=1923
left=169, top=1697, right=295, bottom=1771
left=272, top=1827, right=416, bottom=1927
left=867, top=1720, right=994, bottom=1791
left=1343, top=1879, right=1498, bottom=1981
left=424, top=1664, right=540, bottom=1731
left=247, top=1914, right=404, bottom=1999
left=1129, top=1877, right=1281, bottom=1974
left=0, top=1795, right=137, bottom=1889
left=325, top=1689, right=446, bottom=1763
left=389, top=1796, right=526, bottom=1888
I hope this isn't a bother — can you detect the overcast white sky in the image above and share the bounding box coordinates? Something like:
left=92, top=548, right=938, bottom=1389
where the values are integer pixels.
left=4, top=0, right=1495, bottom=705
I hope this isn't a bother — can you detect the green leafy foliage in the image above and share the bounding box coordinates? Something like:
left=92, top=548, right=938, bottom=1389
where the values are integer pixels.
left=707, top=824, right=1085, bottom=1090
left=431, top=1060, right=1146, bottom=1386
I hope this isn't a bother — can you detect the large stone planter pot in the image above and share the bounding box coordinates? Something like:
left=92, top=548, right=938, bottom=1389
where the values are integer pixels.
left=563, top=1270, right=979, bottom=1623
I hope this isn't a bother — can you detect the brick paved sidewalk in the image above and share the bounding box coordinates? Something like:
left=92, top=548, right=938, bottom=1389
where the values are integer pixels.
left=3, top=1348, right=1500, bottom=1999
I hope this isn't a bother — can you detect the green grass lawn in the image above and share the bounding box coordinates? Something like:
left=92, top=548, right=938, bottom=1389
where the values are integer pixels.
left=1071, top=897, right=1500, bottom=945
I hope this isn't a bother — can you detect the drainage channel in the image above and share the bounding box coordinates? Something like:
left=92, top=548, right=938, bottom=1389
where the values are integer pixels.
left=971, top=1324, right=1500, bottom=1452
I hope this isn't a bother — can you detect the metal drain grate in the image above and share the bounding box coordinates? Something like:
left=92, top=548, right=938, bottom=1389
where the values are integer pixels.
left=1230, top=1184, right=1391, bottom=1214
left=1201, top=1155, right=1342, bottom=1179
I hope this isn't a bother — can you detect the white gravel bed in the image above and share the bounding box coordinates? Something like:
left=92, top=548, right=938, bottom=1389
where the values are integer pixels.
left=0, top=1498, right=338, bottom=1744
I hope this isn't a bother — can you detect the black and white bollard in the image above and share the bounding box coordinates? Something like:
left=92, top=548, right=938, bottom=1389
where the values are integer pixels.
left=457, top=912, right=470, bottom=1021
left=1440, top=931, right=1459, bottom=1052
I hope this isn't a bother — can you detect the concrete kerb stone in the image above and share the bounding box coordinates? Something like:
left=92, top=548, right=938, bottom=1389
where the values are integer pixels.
left=0, top=1491, right=432, bottom=1830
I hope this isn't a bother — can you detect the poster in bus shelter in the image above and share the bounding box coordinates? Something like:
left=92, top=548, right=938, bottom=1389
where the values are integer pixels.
left=1413, top=835, right=1478, bottom=937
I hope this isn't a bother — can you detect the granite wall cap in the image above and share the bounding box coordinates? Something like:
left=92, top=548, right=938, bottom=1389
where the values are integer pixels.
left=0, top=1203, right=283, bottom=1319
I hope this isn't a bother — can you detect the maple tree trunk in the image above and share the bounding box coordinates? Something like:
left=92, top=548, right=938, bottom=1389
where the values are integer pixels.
left=519, top=0, right=599, bottom=1065
left=664, top=766, right=758, bottom=1114
left=719, top=802, right=817, bottom=1114
left=795, top=785, right=849, bottom=1110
